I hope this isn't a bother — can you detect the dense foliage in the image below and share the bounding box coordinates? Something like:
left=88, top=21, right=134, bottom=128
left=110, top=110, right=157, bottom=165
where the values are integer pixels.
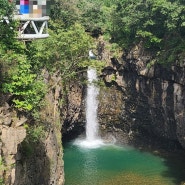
left=0, top=1, right=45, bottom=111
left=56, top=0, right=185, bottom=64
left=0, top=0, right=18, bottom=48
left=29, top=21, right=92, bottom=90
left=1, top=50, right=46, bottom=111
left=111, top=0, right=185, bottom=63
left=1, top=0, right=185, bottom=112
left=0, top=0, right=92, bottom=112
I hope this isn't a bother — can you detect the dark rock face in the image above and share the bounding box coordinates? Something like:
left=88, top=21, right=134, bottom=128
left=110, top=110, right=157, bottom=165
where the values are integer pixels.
left=99, top=44, right=185, bottom=150
left=14, top=128, right=64, bottom=185
left=62, top=82, right=86, bottom=142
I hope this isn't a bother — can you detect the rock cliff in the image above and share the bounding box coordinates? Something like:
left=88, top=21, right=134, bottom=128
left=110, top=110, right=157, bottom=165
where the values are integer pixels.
left=62, top=80, right=86, bottom=142
left=0, top=70, right=64, bottom=185
left=99, top=42, right=185, bottom=150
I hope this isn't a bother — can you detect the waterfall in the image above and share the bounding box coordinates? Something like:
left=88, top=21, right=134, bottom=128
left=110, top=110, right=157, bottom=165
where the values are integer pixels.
left=86, top=67, right=99, bottom=141
left=74, top=67, right=104, bottom=148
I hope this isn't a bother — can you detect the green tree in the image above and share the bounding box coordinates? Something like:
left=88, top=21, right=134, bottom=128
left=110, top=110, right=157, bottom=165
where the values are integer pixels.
left=110, top=0, right=185, bottom=64
left=2, top=54, right=46, bottom=111
left=76, top=0, right=116, bottom=36
left=50, top=0, right=81, bottom=28
left=0, top=0, right=46, bottom=111
left=29, top=21, right=92, bottom=87
left=0, top=0, right=19, bottom=50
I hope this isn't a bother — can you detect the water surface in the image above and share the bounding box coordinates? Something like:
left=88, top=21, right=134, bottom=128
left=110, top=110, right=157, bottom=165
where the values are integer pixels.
left=64, top=142, right=185, bottom=185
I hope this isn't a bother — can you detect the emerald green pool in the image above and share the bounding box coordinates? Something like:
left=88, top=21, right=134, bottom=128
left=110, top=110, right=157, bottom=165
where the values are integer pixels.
left=64, top=142, right=185, bottom=185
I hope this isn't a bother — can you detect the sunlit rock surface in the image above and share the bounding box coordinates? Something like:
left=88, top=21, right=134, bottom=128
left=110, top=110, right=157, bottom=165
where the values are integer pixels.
left=0, top=70, right=64, bottom=185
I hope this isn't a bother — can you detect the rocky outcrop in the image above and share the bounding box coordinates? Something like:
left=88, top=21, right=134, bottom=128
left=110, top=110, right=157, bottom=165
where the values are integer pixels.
left=14, top=127, right=64, bottom=185
left=14, top=70, right=64, bottom=185
left=0, top=104, right=27, bottom=185
left=99, top=42, right=185, bottom=149
left=0, top=70, right=65, bottom=185
left=62, top=81, right=86, bottom=141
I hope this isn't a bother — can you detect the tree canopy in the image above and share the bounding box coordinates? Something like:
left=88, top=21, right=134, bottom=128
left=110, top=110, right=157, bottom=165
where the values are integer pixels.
left=0, top=0, right=92, bottom=112
left=72, top=0, right=185, bottom=64
left=113, top=0, right=185, bottom=63
left=1, top=0, right=185, bottom=112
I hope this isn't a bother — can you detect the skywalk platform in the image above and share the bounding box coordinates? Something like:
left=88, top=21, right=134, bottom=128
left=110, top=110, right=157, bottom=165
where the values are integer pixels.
left=14, top=15, right=49, bottom=40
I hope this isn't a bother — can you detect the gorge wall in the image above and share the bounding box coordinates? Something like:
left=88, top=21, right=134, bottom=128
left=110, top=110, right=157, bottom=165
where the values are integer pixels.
left=99, top=42, right=185, bottom=150
left=63, top=40, right=185, bottom=151
left=0, top=70, right=64, bottom=185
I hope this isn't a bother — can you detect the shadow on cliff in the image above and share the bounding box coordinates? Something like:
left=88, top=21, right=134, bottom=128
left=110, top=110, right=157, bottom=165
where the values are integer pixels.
left=161, top=151, right=185, bottom=185
left=62, top=119, right=85, bottom=145
left=14, top=141, right=51, bottom=185
left=131, top=136, right=185, bottom=185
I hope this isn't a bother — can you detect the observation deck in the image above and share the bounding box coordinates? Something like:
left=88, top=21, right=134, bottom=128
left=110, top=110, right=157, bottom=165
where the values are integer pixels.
left=13, top=15, right=49, bottom=40
left=3, top=0, right=50, bottom=40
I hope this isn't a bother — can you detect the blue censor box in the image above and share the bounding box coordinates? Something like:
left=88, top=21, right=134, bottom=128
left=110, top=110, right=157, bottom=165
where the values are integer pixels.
left=16, top=0, right=51, bottom=17
left=13, top=0, right=50, bottom=40
left=20, top=5, right=29, bottom=14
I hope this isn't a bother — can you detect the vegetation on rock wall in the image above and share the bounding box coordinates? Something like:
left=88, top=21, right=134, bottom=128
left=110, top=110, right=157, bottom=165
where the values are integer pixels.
left=0, top=0, right=92, bottom=113
left=29, top=22, right=92, bottom=79
left=50, top=0, right=185, bottom=65
left=1, top=0, right=184, bottom=113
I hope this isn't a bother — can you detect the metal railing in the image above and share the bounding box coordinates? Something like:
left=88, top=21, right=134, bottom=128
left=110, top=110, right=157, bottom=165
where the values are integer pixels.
left=3, top=15, right=49, bottom=40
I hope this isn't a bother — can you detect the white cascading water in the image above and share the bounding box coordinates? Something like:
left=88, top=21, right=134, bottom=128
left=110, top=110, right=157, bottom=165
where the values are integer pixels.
left=74, top=67, right=104, bottom=148
left=86, top=67, right=100, bottom=141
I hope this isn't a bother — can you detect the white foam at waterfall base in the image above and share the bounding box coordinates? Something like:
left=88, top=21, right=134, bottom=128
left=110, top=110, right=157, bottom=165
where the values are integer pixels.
left=74, top=138, right=105, bottom=149
left=74, top=67, right=104, bottom=149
